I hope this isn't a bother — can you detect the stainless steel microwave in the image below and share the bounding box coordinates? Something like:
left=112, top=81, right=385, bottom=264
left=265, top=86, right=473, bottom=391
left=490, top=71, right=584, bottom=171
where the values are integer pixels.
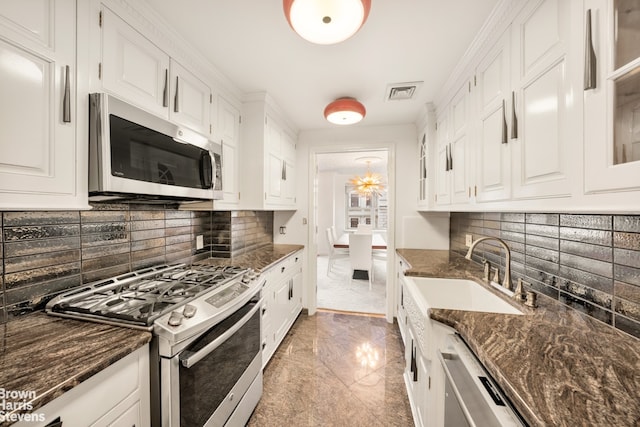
left=89, top=93, right=222, bottom=202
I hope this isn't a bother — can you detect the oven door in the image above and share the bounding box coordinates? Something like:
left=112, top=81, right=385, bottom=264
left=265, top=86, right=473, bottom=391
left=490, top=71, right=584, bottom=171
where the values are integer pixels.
left=161, top=296, right=262, bottom=427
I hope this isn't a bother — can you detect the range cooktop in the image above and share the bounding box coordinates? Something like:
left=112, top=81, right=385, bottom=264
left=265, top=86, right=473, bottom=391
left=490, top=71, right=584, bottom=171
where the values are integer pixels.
left=46, top=263, right=254, bottom=329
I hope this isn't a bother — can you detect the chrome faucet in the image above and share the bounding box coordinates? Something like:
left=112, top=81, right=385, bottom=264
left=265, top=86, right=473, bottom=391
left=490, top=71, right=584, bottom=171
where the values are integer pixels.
left=465, top=237, right=512, bottom=291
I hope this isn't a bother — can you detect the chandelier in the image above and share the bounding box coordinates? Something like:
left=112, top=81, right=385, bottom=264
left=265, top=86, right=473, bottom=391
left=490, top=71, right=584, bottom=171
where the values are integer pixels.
left=351, top=158, right=384, bottom=195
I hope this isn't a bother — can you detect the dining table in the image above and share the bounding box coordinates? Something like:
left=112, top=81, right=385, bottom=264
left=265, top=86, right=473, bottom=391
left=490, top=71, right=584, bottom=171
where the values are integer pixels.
left=333, top=232, right=387, bottom=250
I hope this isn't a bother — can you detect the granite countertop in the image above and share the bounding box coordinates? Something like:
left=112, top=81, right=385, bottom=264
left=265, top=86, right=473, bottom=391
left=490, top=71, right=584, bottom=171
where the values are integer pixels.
left=397, top=249, right=640, bottom=427
left=200, top=244, right=304, bottom=272
left=0, top=313, right=151, bottom=426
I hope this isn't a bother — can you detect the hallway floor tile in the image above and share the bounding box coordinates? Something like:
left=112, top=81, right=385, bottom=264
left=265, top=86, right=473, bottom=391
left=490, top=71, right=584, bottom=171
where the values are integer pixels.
left=248, top=311, right=414, bottom=427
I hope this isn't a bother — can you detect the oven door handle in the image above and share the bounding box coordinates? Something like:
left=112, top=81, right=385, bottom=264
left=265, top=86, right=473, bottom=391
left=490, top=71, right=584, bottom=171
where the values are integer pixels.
left=180, top=299, right=262, bottom=369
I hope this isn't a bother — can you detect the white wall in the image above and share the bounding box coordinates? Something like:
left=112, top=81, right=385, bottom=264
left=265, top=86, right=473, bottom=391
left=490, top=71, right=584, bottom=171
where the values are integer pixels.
left=316, top=171, right=334, bottom=255
left=273, top=123, right=449, bottom=250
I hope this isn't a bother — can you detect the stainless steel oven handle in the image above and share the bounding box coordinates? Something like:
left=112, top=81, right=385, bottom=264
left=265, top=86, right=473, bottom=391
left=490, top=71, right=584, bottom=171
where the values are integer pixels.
left=180, top=298, right=262, bottom=369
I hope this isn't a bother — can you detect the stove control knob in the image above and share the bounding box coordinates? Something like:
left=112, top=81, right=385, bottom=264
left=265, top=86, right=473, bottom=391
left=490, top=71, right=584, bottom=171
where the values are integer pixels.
left=168, top=311, right=183, bottom=327
left=183, top=304, right=197, bottom=318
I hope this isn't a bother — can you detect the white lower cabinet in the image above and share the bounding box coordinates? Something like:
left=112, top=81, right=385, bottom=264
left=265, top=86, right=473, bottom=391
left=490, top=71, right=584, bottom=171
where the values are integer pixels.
left=404, top=323, right=431, bottom=427
left=401, top=277, right=461, bottom=427
left=13, top=345, right=150, bottom=427
left=260, top=251, right=303, bottom=367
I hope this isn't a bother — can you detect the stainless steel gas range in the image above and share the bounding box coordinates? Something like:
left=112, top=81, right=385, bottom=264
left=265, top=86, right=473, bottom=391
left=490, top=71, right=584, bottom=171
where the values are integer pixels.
left=46, top=262, right=264, bottom=427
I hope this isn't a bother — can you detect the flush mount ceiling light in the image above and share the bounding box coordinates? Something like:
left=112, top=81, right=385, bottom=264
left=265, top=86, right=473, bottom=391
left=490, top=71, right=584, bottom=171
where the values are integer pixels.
left=324, top=98, right=366, bottom=125
left=283, top=0, right=371, bottom=45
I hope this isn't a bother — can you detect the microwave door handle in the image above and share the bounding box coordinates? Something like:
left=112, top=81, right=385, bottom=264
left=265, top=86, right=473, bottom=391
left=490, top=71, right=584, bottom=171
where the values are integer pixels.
left=180, top=300, right=262, bottom=369
left=200, top=152, right=213, bottom=188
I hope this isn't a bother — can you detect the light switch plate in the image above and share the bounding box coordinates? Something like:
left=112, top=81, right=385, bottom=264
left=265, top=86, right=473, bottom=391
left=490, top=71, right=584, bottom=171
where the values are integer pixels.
left=465, top=234, right=473, bottom=247
left=196, top=235, right=204, bottom=250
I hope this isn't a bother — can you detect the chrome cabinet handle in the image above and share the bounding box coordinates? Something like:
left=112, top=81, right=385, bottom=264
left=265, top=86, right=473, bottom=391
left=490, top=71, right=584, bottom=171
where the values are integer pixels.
left=584, top=9, right=597, bottom=90
left=448, top=144, right=453, bottom=171
left=445, top=145, right=450, bottom=171
left=162, top=69, right=168, bottom=107
left=501, top=99, right=508, bottom=144
left=63, top=65, right=71, bottom=123
left=510, top=91, right=518, bottom=139
left=174, top=76, right=179, bottom=113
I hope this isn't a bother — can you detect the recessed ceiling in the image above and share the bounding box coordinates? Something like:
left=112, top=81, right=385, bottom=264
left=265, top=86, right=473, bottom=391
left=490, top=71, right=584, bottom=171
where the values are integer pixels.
left=317, top=150, right=387, bottom=174
left=144, top=0, right=499, bottom=131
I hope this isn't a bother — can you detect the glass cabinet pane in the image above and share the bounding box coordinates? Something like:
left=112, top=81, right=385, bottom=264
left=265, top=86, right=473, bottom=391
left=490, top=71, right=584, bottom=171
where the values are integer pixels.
left=614, top=68, right=640, bottom=164
left=615, top=0, right=640, bottom=69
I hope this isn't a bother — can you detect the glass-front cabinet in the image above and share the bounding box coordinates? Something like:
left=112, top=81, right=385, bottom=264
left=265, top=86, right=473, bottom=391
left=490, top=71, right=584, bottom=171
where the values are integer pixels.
left=584, top=0, right=640, bottom=193
left=417, top=132, right=429, bottom=208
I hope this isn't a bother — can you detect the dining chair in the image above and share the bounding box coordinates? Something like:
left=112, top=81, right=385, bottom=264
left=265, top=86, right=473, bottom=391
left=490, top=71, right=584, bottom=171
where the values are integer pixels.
left=349, top=233, right=373, bottom=290
left=330, top=225, right=339, bottom=242
left=372, top=231, right=387, bottom=262
left=356, top=224, right=373, bottom=234
left=326, top=228, right=349, bottom=275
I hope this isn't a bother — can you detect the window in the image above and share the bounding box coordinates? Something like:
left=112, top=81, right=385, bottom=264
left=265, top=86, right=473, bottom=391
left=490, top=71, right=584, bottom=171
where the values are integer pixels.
left=345, top=185, right=387, bottom=230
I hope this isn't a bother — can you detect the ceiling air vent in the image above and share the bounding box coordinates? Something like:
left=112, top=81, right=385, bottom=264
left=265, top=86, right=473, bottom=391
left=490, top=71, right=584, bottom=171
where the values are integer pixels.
left=385, top=81, right=423, bottom=101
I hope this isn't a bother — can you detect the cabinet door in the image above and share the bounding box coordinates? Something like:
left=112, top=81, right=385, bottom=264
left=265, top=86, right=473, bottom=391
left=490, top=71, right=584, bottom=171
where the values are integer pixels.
left=217, top=97, right=240, bottom=205
left=289, top=259, right=303, bottom=317
left=273, top=278, right=291, bottom=345
left=101, top=7, right=170, bottom=118
left=450, top=82, right=472, bottom=204
left=0, top=0, right=79, bottom=208
left=281, top=133, right=297, bottom=206
left=415, top=348, right=430, bottom=427
left=511, top=0, right=576, bottom=199
left=584, top=0, right=640, bottom=194
left=475, top=29, right=511, bottom=202
left=417, top=131, right=429, bottom=208
left=265, top=116, right=283, bottom=204
left=435, top=112, right=451, bottom=205
left=170, top=60, right=211, bottom=135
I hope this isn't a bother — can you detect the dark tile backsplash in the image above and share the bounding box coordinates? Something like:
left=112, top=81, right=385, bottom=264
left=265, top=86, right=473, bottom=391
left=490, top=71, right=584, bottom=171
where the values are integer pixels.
left=0, top=205, right=273, bottom=323
left=451, top=212, right=640, bottom=340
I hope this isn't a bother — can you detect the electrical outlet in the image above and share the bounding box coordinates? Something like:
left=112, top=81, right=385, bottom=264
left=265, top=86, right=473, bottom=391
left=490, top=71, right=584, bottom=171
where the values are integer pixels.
left=196, top=235, right=204, bottom=250
left=465, top=234, right=473, bottom=247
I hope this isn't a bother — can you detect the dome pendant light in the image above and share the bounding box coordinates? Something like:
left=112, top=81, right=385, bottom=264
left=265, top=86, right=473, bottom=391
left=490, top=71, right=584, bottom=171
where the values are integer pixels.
left=324, top=98, right=366, bottom=125
left=283, top=0, right=371, bottom=45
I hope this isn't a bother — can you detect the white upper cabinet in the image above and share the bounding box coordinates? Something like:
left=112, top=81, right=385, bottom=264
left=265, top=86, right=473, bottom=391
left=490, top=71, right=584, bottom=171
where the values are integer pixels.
left=475, top=28, right=512, bottom=203
left=417, top=129, right=429, bottom=209
left=100, top=6, right=211, bottom=136
left=101, top=7, right=169, bottom=118
left=584, top=0, right=640, bottom=194
left=281, top=132, right=297, bottom=206
left=0, top=0, right=87, bottom=210
left=216, top=96, right=241, bottom=207
left=450, top=81, right=472, bottom=204
left=434, top=111, right=451, bottom=205
left=170, top=60, right=211, bottom=135
left=510, top=0, right=577, bottom=199
left=240, top=93, right=298, bottom=210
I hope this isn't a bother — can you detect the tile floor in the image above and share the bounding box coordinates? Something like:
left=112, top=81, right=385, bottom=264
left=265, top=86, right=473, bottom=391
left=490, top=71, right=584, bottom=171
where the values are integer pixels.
left=247, top=311, right=414, bottom=427
left=316, top=255, right=387, bottom=314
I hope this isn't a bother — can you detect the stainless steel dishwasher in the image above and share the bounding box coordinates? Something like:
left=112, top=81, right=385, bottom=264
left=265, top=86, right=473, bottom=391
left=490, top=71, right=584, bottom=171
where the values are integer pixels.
left=437, top=334, right=527, bottom=427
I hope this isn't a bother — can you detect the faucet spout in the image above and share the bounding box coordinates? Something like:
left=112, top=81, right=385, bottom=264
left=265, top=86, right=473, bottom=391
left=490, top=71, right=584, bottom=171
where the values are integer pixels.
left=465, top=236, right=512, bottom=291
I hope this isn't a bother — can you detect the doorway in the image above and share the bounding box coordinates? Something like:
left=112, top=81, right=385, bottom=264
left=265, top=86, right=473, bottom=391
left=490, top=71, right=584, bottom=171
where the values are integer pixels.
left=313, top=148, right=391, bottom=316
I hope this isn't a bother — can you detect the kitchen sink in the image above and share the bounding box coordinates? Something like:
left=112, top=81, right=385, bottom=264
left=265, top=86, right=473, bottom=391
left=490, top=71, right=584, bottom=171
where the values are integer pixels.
left=407, top=277, right=523, bottom=315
